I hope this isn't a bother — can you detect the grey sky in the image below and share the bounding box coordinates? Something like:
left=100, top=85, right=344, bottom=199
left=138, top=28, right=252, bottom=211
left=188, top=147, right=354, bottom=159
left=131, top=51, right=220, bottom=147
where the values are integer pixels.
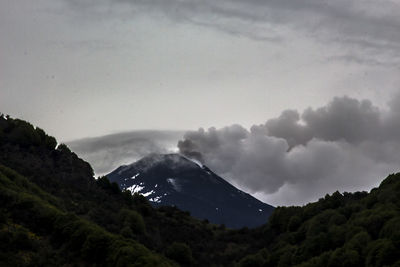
left=1, top=0, right=400, bottom=141
left=2, top=0, right=400, bottom=205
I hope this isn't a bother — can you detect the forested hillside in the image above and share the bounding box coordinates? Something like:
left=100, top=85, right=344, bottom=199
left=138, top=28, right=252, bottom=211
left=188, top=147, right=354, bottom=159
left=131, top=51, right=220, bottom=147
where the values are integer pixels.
left=0, top=114, right=399, bottom=266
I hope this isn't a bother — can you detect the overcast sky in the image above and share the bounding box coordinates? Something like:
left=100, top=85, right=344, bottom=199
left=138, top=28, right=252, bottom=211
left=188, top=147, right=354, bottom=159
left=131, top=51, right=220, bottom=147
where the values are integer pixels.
left=2, top=0, right=400, bottom=141
left=2, top=0, right=400, bottom=205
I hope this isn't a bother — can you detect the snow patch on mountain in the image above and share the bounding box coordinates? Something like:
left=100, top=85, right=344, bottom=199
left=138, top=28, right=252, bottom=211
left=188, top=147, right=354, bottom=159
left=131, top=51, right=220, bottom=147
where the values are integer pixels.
left=126, top=184, right=144, bottom=194
left=167, top=178, right=182, bottom=192
left=142, top=190, right=155, bottom=197
left=149, top=195, right=162, bottom=203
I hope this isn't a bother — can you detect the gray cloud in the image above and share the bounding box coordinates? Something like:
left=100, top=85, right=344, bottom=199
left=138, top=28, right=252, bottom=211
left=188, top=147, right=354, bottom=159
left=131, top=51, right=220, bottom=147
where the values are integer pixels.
left=179, top=93, right=400, bottom=205
left=67, top=130, right=183, bottom=175
left=264, top=95, right=400, bottom=147
left=263, top=96, right=381, bottom=146
left=262, top=109, right=311, bottom=148
left=64, top=0, right=400, bottom=66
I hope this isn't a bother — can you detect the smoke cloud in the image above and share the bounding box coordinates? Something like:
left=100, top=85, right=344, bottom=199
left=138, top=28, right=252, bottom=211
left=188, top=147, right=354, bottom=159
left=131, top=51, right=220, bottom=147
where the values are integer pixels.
left=178, top=94, right=400, bottom=205
left=67, top=130, right=184, bottom=176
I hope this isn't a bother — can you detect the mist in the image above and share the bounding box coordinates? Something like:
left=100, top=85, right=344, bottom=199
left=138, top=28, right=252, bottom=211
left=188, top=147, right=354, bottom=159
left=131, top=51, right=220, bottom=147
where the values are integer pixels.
left=67, top=130, right=184, bottom=176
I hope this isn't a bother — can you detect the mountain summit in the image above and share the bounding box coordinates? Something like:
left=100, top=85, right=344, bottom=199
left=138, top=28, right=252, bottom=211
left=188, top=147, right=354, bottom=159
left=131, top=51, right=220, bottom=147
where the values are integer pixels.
left=107, top=153, right=274, bottom=228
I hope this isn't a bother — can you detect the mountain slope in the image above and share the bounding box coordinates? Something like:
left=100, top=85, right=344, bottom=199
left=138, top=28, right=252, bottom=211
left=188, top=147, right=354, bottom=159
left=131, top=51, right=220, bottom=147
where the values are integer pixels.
left=107, top=153, right=274, bottom=228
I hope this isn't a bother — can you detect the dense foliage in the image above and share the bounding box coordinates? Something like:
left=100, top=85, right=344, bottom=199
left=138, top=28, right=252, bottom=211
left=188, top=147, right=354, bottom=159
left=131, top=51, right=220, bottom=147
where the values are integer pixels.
left=245, top=178, right=400, bottom=267
left=0, top=114, right=400, bottom=266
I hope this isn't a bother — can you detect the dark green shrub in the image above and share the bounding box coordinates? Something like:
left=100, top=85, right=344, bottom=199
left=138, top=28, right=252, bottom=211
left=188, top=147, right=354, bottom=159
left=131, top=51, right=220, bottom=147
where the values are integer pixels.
left=165, top=242, right=193, bottom=265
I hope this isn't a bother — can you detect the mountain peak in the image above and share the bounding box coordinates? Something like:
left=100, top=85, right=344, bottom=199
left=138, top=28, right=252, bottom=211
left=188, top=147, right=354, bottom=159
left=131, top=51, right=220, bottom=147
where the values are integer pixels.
left=107, top=153, right=274, bottom=228
left=140, top=153, right=201, bottom=168
left=115, top=153, right=203, bottom=176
